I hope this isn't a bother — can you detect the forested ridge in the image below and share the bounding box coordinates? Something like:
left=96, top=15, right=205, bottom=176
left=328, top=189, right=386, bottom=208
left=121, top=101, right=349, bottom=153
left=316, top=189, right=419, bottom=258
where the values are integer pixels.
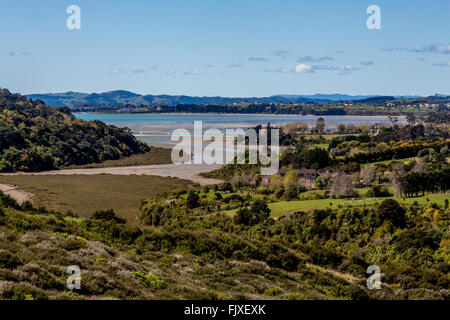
left=0, top=88, right=149, bottom=172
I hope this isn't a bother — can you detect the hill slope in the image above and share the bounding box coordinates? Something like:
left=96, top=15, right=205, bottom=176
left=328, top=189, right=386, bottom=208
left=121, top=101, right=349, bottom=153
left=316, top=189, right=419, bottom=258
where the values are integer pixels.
left=26, top=91, right=318, bottom=106
left=0, top=88, right=149, bottom=172
left=0, top=192, right=377, bottom=300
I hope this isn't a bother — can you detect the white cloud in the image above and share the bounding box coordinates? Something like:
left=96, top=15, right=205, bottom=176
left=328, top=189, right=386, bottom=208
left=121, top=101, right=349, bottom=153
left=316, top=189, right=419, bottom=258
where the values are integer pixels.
left=338, top=65, right=358, bottom=75
left=183, top=70, right=201, bottom=75
left=417, top=44, right=450, bottom=54
left=295, top=64, right=313, bottom=73
left=108, top=69, right=125, bottom=75
left=166, top=71, right=175, bottom=75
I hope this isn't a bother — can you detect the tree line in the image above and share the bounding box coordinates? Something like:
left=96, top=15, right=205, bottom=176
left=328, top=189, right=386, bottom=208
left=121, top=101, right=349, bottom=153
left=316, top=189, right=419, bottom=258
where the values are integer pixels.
left=403, top=168, right=450, bottom=197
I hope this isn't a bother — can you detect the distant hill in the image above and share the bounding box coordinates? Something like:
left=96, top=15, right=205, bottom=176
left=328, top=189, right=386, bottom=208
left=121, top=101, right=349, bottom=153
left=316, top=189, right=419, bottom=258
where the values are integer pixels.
left=27, top=91, right=318, bottom=106
left=355, top=96, right=396, bottom=104
left=27, top=91, right=428, bottom=106
left=279, top=94, right=380, bottom=101
left=0, top=88, right=149, bottom=171
left=26, top=90, right=446, bottom=107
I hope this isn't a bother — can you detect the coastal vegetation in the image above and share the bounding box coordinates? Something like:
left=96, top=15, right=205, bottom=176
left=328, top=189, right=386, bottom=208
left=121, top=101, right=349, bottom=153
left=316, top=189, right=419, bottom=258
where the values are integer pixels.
left=0, top=88, right=149, bottom=172
left=1, top=186, right=448, bottom=300
left=0, top=88, right=449, bottom=300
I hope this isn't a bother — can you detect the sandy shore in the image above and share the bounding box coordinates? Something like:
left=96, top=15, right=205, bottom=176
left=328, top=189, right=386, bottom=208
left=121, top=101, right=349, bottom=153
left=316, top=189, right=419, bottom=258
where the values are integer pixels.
left=104, top=112, right=402, bottom=118
left=0, top=163, right=224, bottom=186
left=0, top=183, right=34, bottom=204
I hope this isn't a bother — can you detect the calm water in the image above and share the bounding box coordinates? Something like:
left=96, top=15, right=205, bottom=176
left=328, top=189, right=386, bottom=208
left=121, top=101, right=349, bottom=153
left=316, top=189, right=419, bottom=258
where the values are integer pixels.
left=75, top=113, right=394, bottom=129
left=74, top=113, right=397, bottom=145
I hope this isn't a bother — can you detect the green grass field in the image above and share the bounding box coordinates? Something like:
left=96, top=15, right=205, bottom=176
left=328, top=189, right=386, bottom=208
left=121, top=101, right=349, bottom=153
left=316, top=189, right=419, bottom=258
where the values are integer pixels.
left=361, top=157, right=417, bottom=166
left=0, top=174, right=192, bottom=224
left=226, top=193, right=449, bottom=219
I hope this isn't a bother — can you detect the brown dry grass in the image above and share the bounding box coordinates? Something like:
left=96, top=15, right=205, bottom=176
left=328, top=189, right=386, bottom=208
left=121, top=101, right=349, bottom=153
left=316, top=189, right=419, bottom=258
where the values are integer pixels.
left=0, top=174, right=192, bottom=224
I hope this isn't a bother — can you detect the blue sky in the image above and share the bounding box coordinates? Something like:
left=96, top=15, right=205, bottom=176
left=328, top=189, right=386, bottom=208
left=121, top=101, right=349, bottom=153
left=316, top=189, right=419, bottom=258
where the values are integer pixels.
left=1, top=0, right=449, bottom=96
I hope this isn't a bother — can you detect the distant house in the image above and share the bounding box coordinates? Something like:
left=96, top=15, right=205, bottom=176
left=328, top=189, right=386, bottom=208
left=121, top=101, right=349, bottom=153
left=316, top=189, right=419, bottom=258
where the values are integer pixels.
left=260, top=175, right=271, bottom=187
left=277, top=169, right=318, bottom=180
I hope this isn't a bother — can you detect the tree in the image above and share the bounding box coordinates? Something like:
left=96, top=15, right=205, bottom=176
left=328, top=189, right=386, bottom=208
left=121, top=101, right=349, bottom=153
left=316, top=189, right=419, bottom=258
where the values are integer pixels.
left=186, top=191, right=200, bottom=209
left=360, top=165, right=376, bottom=185
left=388, top=115, right=399, bottom=128
left=298, top=121, right=309, bottom=134
left=406, top=112, right=417, bottom=126
left=391, top=162, right=407, bottom=197
left=91, top=209, right=126, bottom=224
left=269, top=175, right=282, bottom=190
left=366, top=185, right=392, bottom=197
left=285, top=185, right=299, bottom=200
left=301, top=147, right=331, bottom=169
left=376, top=199, right=406, bottom=228
left=233, top=200, right=271, bottom=226
left=337, top=123, right=347, bottom=134
left=315, top=175, right=330, bottom=190
left=315, top=117, right=325, bottom=134
left=283, top=171, right=298, bottom=188
left=330, top=173, right=357, bottom=198
left=346, top=123, right=358, bottom=134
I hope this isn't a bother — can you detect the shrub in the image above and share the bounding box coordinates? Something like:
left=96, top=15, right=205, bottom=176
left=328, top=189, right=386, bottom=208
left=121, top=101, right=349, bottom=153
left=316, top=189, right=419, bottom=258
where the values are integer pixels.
left=264, top=287, right=283, bottom=296
left=366, top=185, right=392, bottom=197
left=186, top=191, right=200, bottom=209
left=132, top=271, right=166, bottom=289
left=376, top=199, right=406, bottom=228
left=91, top=209, right=126, bottom=224
left=0, top=283, right=48, bottom=300
left=233, top=200, right=271, bottom=226
left=283, top=186, right=298, bottom=200
left=0, top=250, right=23, bottom=269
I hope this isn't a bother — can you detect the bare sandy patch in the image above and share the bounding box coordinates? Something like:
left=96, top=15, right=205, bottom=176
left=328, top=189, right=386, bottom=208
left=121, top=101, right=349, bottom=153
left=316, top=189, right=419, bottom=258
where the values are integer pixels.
left=0, top=183, right=34, bottom=204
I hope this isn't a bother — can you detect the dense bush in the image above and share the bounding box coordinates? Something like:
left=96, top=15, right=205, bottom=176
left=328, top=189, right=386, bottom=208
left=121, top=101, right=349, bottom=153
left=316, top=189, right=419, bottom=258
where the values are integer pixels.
left=366, top=185, right=393, bottom=197
left=376, top=199, right=407, bottom=228
left=233, top=200, right=271, bottom=226
left=342, top=140, right=449, bottom=164
left=0, top=88, right=149, bottom=171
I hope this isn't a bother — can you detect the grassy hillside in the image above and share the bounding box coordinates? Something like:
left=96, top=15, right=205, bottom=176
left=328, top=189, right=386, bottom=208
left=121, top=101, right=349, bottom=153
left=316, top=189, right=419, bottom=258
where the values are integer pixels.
left=0, top=183, right=448, bottom=300
left=138, top=190, right=449, bottom=300
left=0, top=192, right=374, bottom=300
left=0, top=88, right=149, bottom=172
